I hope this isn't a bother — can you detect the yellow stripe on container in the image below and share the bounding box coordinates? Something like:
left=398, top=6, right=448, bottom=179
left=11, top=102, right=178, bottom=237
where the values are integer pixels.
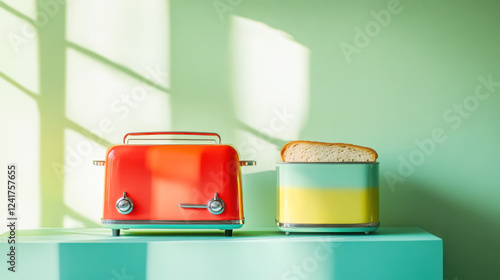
left=277, top=187, right=379, bottom=224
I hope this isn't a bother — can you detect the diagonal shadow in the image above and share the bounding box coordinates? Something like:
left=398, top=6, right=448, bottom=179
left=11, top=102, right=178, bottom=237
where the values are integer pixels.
left=65, top=119, right=113, bottom=147
left=0, top=2, right=36, bottom=27
left=236, top=120, right=292, bottom=148
left=0, top=71, right=38, bottom=100
left=67, top=41, right=170, bottom=94
left=64, top=205, right=100, bottom=227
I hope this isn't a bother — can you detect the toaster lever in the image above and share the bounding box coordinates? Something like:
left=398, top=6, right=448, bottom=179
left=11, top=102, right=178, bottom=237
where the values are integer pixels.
left=178, top=204, right=207, bottom=209
left=179, top=193, right=225, bottom=215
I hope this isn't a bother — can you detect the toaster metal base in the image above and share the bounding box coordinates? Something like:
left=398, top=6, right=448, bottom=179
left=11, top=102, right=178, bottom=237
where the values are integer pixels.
left=102, top=219, right=244, bottom=236
left=276, top=221, right=379, bottom=234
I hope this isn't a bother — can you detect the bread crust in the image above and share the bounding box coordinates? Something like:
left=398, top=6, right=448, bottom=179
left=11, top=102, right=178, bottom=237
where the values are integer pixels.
left=280, top=141, right=378, bottom=162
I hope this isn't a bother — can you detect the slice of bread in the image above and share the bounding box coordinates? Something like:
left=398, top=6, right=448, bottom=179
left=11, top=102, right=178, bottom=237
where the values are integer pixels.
left=280, top=141, right=378, bottom=162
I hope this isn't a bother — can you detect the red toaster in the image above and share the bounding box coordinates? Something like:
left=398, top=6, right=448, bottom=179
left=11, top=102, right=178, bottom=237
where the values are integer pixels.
left=94, top=132, right=255, bottom=236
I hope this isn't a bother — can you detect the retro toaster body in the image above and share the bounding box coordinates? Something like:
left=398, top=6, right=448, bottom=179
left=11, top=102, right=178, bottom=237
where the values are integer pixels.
left=95, top=132, right=255, bottom=236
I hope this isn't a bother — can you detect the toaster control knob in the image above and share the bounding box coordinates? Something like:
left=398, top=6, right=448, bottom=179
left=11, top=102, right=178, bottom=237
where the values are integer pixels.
left=118, top=200, right=131, bottom=211
left=207, top=193, right=225, bottom=215
left=116, top=192, right=134, bottom=215
left=209, top=200, right=223, bottom=213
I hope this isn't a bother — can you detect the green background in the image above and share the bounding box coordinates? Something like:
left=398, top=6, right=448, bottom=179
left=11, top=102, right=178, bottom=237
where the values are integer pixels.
left=1, top=0, right=499, bottom=279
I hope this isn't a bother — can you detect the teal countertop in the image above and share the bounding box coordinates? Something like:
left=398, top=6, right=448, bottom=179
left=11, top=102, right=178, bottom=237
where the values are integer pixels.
left=3, top=226, right=440, bottom=242
left=1, top=227, right=442, bottom=280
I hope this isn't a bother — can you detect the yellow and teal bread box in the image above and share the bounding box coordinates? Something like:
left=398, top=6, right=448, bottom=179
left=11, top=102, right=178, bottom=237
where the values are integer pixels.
left=276, top=162, right=379, bottom=234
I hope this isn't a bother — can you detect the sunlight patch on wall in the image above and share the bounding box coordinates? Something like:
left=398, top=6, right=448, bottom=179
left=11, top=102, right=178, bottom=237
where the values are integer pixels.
left=66, top=0, right=170, bottom=89
left=231, top=16, right=310, bottom=171
left=0, top=7, right=39, bottom=94
left=65, top=48, right=171, bottom=144
left=62, top=129, right=106, bottom=226
left=0, top=78, right=40, bottom=230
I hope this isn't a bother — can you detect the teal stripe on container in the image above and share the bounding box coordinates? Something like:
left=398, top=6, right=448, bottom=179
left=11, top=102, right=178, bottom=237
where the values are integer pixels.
left=277, top=162, right=379, bottom=188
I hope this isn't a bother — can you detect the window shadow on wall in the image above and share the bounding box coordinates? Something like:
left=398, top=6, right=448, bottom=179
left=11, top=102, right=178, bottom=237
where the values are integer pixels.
left=1, top=0, right=171, bottom=228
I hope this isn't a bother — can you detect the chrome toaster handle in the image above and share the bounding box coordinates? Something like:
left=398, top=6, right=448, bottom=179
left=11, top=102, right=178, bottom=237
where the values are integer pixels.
left=179, top=193, right=225, bottom=215
left=123, top=132, right=221, bottom=145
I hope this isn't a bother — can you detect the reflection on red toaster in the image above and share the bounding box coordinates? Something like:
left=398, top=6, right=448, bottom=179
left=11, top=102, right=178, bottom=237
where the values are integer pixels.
left=94, top=132, right=255, bottom=236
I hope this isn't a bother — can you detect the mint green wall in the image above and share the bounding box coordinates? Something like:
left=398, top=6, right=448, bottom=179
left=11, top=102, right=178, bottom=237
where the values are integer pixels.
left=1, top=0, right=499, bottom=279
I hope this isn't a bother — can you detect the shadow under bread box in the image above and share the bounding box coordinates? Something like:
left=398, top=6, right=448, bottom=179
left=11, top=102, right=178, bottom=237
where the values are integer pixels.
left=95, top=132, right=255, bottom=237
left=276, top=162, right=379, bottom=234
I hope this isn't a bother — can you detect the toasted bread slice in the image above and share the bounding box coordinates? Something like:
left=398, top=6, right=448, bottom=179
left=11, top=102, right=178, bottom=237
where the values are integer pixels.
left=280, top=141, right=378, bottom=162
